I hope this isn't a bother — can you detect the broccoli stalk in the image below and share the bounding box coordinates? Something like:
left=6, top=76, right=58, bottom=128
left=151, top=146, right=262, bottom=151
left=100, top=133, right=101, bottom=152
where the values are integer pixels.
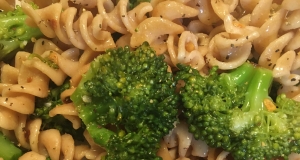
left=71, top=42, right=179, bottom=160
left=0, top=5, right=43, bottom=61
left=0, top=132, right=23, bottom=160
left=176, top=62, right=300, bottom=160
left=228, top=67, right=276, bottom=159
left=230, top=66, right=273, bottom=134
left=230, top=67, right=300, bottom=160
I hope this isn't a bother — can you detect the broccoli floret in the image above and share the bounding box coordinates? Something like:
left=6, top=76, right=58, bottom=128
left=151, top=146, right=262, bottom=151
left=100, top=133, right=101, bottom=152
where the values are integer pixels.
left=0, top=132, right=23, bottom=160
left=176, top=62, right=300, bottom=160
left=71, top=42, right=179, bottom=160
left=0, top=5, right=43, bottom=61
left=175, top=62, right=256, bottom=149
left=30, top=80, right=86, bottom=142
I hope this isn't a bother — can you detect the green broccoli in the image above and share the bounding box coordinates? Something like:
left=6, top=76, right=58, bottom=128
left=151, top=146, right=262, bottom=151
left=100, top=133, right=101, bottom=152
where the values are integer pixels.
left=28, top=53, right=59, bottom=69
left=176, top=62, right=300, bottom=160
left=0, top=5, right=43, bottom=61
left=0, top=132, right=23, bottom=160
left=71, top=42, right=179, bottom=160
left=30, top=79, right=86, bottom=142
left=128, top=0, right=150, bottom=9
left=175, top=62, right=256, bottom=149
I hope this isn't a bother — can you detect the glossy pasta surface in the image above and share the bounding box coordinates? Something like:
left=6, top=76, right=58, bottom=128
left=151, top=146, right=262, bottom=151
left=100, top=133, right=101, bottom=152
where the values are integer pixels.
left=1, top=0, right=300, bottom=159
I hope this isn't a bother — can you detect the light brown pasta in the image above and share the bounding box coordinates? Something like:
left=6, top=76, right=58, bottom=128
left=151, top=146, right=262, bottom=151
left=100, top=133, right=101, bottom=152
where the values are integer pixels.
left=166, top=31, right=206, bottom=70
left=253, top=8, right=286, bottom=54
left=163, top=122, right=209, bottom=158
left=196, top=0, right=221, bottom=26
left=151, top=0, right=199, bottom=21
left=210, top=0, right=239, bottom=20
left=0, top=34, right=105, bottom=159
left=21, top=1, right=116, bottom=51
left=3, top=0, right=300, bottom=159
left=130, top=17, right=185, bottom=54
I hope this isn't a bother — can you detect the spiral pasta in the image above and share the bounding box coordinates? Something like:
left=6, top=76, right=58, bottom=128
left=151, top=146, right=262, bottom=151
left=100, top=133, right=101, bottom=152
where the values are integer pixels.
left=161, top=122, right=209, bottom=159
left=0, top=37, right=104, bottom=159
left=2, top=0, right=300, bottom=159
left=21, top=1, right=115, bottom=51
left=18, top=118, right=104, bottom=160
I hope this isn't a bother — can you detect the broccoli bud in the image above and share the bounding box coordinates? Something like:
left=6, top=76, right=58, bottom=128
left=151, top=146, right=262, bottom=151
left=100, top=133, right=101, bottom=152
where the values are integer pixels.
left=0, top=5, right=42, bottom=61
left=176, top=62, right=300, bottom=160
left=71, top=42, right=179, bottom=160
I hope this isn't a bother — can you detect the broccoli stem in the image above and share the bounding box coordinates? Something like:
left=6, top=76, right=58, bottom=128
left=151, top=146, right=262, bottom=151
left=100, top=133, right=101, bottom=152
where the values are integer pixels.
left=0, top=14, right=42, bottom=61
left=222, top=62, right=256, bottom=87
left=87, top=123, right=116, bottom=147
left=0, top=133, right=23, bottom=160
left=1, top=15, right=42, bottom=40
left=0, top=39, right=21, bottom=60
left=230, top=66, right=273, bottom=134
left=242, top=67, right=273, bottom=112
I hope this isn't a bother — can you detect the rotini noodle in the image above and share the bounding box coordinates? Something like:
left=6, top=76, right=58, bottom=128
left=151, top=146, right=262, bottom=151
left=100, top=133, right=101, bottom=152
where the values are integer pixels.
left=162, top=122, right=209, bottom=158
left=196, top=0, right=221, bottom=26
left=2, top=0, right=300, bottom=159
left=0, top=36, right=104, bottom=159
left=21, top=1, right=115, bottom=51
left=210, top=0, right=239, bottom=20
left=166, top=31, right=206, bottom=70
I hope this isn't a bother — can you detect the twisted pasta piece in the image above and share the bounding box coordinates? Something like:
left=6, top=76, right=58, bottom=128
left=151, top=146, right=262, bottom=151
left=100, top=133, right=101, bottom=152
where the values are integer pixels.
left=206, top=34, right=252, bottom=70
left=239, top=0, right=259, bottom=13
left=187, top=20, right=214, bottom=35
left=281, top=9, right=300, bottom=31
left=253, top=8, right=286, bottom=54
left=67, top=0, right=98, bottom=8
left=285, top=29, right=300, bottom=52
left=249, top=0, right=273, bottom=27
left=273, top=51, right=296, bottom=78
left=21, top=1, right=115, bottom=51
left=210, top=0, right=239, bottom=20
left=166, top=31, right=207, bottom=70
left=97, top=0, right=152, bottom=34
left=196, top=0, right=221, bottom=26
left=130, top=17, right=184, bottom=54
left=0, top=0, right=14, bottom=11
left=48, top=45, right=101, bottom=130
left=0, top=37, right=104, bottom=159
left=206, top=14, right=259, bottom=70
left=162, top=122, right=209, bottom=159
left=0, top=51, right=48, bottom=131
left=18, top=118, right=100, bottom=160
left=151, top=0, right=199, bottom=21
left=258, top=32, right=294, bottom=70
left=257, top=32, right=300, bottom=88
left=118, top=0, right=153, bottom=33
left=281, top=0, right=300, bottom=11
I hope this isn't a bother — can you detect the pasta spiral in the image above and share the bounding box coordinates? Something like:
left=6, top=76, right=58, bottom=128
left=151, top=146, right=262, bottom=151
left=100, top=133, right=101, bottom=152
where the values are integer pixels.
left=21, top=1, right=116, bottom=51
left=0, top=38, right=105, bottom=160
left=161, top=122, right=209, bottom=159
left=2, top=0, right=300, bottom=159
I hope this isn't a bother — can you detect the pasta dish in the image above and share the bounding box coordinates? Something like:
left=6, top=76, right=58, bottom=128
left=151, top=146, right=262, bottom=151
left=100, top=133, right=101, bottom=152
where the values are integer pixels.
left=0, top=0, right=300, bottom=159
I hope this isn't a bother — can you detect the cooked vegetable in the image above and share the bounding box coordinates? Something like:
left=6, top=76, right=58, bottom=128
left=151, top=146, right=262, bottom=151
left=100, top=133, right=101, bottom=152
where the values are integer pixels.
left=31, top=80, right=86, bottom=142
left=176, top=62, right=300, bottom=160
left=0, top=4, right=42, bottom=61
left=71, top=42, right=179, bottom=160
left=0, top=132, right=23, bottom=160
